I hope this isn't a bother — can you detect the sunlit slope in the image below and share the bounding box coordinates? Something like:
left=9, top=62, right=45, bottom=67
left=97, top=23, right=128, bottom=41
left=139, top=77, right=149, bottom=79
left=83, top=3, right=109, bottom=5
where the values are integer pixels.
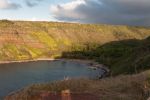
left=0, top=20, right=150, bottom=60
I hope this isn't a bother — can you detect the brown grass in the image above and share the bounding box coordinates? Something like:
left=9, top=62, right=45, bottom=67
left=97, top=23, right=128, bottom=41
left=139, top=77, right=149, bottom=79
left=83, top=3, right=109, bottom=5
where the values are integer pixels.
left=5, top=71, right=150, bottom=100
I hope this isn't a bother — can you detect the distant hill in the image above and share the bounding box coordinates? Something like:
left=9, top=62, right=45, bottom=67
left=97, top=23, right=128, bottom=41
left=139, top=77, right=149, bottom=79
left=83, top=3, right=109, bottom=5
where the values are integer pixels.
left=0, top=20, right=150, bottom=61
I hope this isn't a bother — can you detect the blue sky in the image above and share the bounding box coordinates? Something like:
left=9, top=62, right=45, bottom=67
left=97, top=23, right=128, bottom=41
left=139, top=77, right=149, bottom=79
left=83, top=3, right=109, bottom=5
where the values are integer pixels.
left=0, top=0, right=150, bottom=26
left=0, top=0, right=71, bottom=21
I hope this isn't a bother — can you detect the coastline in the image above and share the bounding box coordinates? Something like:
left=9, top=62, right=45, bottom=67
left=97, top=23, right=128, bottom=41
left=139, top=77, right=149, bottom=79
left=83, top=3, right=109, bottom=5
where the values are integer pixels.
left=0, top=58, right=110, bottom=79
left=3, top=58, right=110, bottom=99
left=0, top=58, right=110, bottom=73
left=0, top=58, right=110, bottom=74
left=0, top=58, right=55, bottom=64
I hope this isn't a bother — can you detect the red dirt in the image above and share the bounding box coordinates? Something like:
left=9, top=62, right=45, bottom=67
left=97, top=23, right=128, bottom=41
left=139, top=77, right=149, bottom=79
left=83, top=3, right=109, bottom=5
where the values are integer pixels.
left=31, top=90, right=100, bottom=100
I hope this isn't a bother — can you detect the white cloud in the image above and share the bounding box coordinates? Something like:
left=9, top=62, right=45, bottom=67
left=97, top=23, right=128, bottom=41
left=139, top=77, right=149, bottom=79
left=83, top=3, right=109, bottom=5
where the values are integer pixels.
left=0, top=0, right=20, bottom=9
left=30, top=17, right=47, bottom=21
left=50, top=0, right=87, bottom=21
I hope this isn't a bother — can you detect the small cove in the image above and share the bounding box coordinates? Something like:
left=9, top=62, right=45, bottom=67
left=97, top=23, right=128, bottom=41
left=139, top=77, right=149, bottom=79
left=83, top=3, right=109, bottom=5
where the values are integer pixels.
left=0, top=60, right=103, bottom=98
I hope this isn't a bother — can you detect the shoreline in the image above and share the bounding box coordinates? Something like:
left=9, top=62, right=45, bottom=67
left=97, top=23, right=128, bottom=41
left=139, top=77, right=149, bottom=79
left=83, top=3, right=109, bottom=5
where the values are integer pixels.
left=0, top=58, right=109, bottom=72
left=0, top=58, right=56, bottom=64
left=0, top=58, right=110, bottom=74
left=3, top=58, right=110, bottom=99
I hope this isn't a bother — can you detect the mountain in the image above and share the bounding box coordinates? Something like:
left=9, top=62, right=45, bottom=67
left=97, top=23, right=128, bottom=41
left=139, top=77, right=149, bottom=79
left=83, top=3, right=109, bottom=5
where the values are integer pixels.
left=0, top=20, right=150, bottom=61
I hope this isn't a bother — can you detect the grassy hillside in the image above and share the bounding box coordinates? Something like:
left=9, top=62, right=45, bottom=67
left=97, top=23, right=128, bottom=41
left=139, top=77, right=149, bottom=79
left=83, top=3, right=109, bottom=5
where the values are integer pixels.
left=61, top=37, right=150, bottom=75
left=0, top=20, right=150, bottom=61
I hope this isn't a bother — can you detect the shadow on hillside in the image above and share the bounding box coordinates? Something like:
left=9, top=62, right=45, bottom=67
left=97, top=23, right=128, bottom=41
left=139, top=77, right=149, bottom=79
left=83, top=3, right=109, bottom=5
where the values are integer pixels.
left=56, top=36, right=150, bottom=75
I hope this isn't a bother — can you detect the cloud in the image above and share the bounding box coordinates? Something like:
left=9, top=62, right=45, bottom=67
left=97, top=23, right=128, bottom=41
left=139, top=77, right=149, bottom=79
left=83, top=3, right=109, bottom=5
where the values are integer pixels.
left=0, top=0, right=44, bottom=9
left=0, top=0, right=20, bottom=9
left=50, top=0, right=150, bottom=26
left=25, top=0, right=44, bottom=7
left=50, top=0, right=87, bottom=21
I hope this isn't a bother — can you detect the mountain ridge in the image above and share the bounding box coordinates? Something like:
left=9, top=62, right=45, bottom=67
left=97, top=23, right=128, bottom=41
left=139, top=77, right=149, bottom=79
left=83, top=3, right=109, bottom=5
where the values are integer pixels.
left=0, top=20, right=150, bottom=61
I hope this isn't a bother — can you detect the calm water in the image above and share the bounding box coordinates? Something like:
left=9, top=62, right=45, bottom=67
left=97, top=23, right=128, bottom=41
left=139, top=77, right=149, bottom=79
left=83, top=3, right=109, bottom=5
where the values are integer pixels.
left=0, top=60, right=101, bottom=98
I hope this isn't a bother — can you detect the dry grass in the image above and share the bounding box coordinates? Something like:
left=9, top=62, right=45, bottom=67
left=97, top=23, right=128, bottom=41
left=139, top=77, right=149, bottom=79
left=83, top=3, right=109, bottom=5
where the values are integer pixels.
left=5, top=71, right=150, bottom=100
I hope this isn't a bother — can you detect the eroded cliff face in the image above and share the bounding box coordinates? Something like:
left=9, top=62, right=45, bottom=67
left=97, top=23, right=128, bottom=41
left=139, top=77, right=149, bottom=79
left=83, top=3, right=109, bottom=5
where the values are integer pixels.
left=0, top=20, right=150, bottom=61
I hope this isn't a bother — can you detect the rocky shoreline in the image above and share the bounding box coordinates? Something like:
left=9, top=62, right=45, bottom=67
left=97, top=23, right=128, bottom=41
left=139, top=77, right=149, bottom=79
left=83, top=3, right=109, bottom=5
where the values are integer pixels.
left=61, top=59, right=110, bottom=78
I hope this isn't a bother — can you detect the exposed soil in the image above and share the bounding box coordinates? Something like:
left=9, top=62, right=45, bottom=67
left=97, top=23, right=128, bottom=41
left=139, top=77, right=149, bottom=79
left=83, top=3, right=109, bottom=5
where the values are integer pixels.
left=27, top=90, right=100, bottom=100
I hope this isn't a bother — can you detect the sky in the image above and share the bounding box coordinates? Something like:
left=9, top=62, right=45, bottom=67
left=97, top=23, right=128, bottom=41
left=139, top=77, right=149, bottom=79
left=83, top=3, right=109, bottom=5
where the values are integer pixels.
left=0, top=0, right=150, bottom=26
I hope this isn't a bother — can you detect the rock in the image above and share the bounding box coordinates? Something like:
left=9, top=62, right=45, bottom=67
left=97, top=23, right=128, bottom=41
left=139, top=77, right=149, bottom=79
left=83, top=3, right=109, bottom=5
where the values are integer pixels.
left=147, top=97, right=150, bottom=100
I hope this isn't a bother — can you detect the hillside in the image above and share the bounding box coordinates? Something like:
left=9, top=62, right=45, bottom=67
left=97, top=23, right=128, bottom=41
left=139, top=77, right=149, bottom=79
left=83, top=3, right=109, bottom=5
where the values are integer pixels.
left=0, top=20, right=150, bottom=61
left=62, top=37, right=150, bottom=75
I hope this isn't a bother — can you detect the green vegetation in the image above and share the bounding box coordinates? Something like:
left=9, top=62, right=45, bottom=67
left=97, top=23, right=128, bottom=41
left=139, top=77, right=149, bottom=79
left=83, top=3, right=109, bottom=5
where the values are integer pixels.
left=0, top=20, right=150, bottom=61
left=61, top=37, right=150, bottom=75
